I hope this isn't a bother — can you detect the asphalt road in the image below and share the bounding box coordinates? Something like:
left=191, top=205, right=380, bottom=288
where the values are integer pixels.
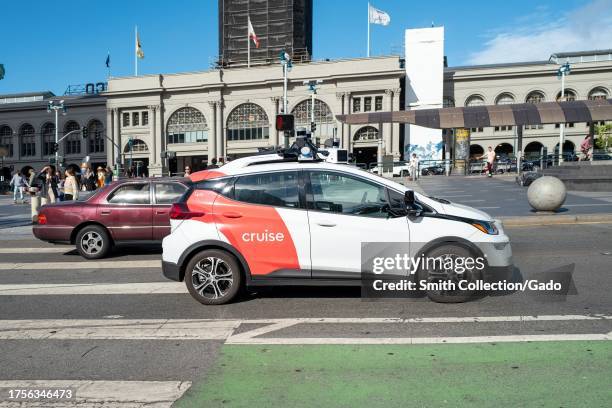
left=0, top=196, right=611, bottom=406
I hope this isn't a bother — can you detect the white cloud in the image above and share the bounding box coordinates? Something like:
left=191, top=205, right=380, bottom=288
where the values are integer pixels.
left=467, top=0, right=612, bottom=65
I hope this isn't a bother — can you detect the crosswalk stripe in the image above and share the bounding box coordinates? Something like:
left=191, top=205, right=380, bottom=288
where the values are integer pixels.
left=0, top=247, right=73, bottom=254
left=0, top=319, right=240, bottom=340
left=0, top=283, right=185, bottom=295
left=0, top=380, right=191, bottom=407
left=0, top=260, right=161, bottom=270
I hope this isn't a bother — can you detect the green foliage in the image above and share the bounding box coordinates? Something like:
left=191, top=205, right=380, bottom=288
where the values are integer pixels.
left=595, top=124, right=612, bottom=150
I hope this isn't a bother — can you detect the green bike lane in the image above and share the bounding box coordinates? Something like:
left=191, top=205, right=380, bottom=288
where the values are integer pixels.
left=176, top=340, right=611, bottom=408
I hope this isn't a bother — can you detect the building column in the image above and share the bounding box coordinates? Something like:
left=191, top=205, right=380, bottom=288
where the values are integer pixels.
left=148, top=105, right=157, bottom=164
left=383, top=90, right=393, bottom=156
left=216, top=101, right=224, bottom=160
left=345, top=93, right=352, bottom=152
left=208, top=101, right=217, bottom=162
left=113, top=108, right=121, bottom=167
left=392, top=88, right=401, bottom=157
left=106, top=109, right=113, bottom=166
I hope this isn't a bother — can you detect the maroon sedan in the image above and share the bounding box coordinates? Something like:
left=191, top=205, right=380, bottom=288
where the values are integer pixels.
left=33, top=178, right=190, bottom=259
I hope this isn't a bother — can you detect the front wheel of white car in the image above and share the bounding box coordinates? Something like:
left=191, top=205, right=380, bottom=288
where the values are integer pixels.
left=417, top=244, right=482, bottom=303
left=185, top=249, right=242, bottom=305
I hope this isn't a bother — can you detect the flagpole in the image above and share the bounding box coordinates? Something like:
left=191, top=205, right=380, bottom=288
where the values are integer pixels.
left=107, top=52, right=111, bottom=79
left=134, top=26, right=138, bottom=76
left=367, top=2, right=370, bottom=57
left=247, top=17, right=251, bottom=68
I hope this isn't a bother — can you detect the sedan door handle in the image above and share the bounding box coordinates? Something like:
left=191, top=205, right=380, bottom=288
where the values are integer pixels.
left=156, top=210, right=168, bottom=215
left=222, top=211, right=243, bottom=219
left=316, top=221, right=336, bottom=227
left=100, top=210, right=111, bottom=215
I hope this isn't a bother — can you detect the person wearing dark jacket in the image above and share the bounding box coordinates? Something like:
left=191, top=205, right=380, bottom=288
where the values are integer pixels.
left=80, top=164, right=97, bottom=191
left=37, top=166, right=59, bottom=203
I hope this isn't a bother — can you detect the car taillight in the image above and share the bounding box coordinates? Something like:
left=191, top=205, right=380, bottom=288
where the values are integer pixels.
left=169, top=203, right=205, bottom=220
left=37, top=214, right=47, bottom=225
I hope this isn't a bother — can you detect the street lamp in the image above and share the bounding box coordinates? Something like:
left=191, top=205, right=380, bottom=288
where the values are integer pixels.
left=47, top=100, right=66, bottom=169
left=557, top=62, right=571, bottom=164
left=303, top=79, right=323, bottom=139
left=280, top=51, right=292, bottom=147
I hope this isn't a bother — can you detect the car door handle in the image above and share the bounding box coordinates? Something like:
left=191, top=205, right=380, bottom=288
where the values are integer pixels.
left=222, top=211, right=243, bottom=219
left=100, top=210, right=111, bottom=215
left=316, top=221, right=336, bottom=227
left=156, top=210, right=168, bottom=215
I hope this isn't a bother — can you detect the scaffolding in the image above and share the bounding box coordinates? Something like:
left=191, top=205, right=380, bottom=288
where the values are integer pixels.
left=218, top=0, right=312, bottom=68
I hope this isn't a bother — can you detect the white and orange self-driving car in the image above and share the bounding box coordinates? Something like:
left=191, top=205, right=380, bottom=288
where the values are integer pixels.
left=162, top=139, right=512, bottom=305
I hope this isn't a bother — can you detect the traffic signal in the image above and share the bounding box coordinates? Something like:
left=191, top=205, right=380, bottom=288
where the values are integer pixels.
left=310, top=122, right=317, bottom=133
left=81, top=127, right=89, bottom=139
left=275, top=114, right=294, bottom=131
left=52, top=143, right=59, bottom=153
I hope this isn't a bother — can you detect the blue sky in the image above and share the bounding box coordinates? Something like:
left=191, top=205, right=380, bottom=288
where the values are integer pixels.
left=1, top=0, right=610, bottom=95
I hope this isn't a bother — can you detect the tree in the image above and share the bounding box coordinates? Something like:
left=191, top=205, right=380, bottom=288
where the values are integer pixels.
left=595, top=124, right=612, bottom=151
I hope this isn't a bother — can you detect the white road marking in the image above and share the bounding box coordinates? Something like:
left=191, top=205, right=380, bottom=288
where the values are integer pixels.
left=0, top=247, right=73, bottom=254
left=0, top=319, right=240, bottom=340
left=563, top=203, right=612, bottom=207
left=0, top=260, right=161, bottom=270
left=0, top=282, right=185, bottom=295
left=0, top=380, right=191, bottom=407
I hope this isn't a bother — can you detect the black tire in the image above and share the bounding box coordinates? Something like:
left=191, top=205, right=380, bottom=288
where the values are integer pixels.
left=401, top=170, right=409, bottom=177
left=417, top=244, right=482, bottom=303
left=185, top=249, right=242, bottom=305
left=75, top=225, right=112, bottom=259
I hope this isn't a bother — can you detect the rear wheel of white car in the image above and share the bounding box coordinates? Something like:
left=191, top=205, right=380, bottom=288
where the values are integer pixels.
left=76, top=225, right=111, bottom=259
left=417, top=244, right=482, bottom=303
left=185, top=249, right=242, bottom=305
left=401, top=170, right=409, bottom=177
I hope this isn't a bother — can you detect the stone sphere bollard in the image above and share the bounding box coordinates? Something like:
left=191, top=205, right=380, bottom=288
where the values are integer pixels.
left=527, top=176, right=567, bottom=212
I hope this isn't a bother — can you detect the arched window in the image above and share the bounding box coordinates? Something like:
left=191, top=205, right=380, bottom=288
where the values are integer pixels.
left=226, top=103, right=269, bottom=141
left=495, top=143, right=513, bottom=156
left=88, top=119, right=105, bottom=153
left=524, top=141, right=544, bottom=159
left=353, top=126, right=379, bottom=142
left=167, top=107, right=208, bottom=144
left=41, top=122, right=56, bottom=156
left=0, top=125, right=13, bottom=157
left=19, top=124, right=36, bottom=157
left=588, top=87, right=609, bottom=101
left=470, top=144, right=484, bottom=158
left=124, top=138, right=149, bottom=153
left=465, top=95, right=485, bottom=107
left=64, top=121, right=81, bottom=155
left=443, top=97, right=455, bottom=108
left=495, top=93, right=515, bottom=105
left=290, top=99, right=334, bottom=138
left=526, top=91, right=545, bottom=104
left=556, top=89, right=577, bottom=101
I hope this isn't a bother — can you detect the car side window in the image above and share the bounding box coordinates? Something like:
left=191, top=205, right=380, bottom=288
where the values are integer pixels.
left=107, top=183, right=150, bottom=205
left=154, top=183, right=187, bottom=204
left=233, top=171, right=300, bottom=208
left=387, top=188, right=408, bottom=217
left=308, top=171, right=388, bottom=217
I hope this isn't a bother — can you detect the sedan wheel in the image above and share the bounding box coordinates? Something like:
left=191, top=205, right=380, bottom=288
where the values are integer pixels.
left=185, top=250, right=242, bottom=305
left=75, top=225, right=111, bottom=259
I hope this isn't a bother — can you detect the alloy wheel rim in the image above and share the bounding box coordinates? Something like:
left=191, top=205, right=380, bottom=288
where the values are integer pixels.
left=191, top=257, right=233, bottom=299
left=81, top=232, right=103, bottom=255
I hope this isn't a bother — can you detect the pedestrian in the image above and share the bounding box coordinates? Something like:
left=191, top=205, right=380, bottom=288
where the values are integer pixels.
left=56, top=170, right=65, bottom=201
left=96, top=167, right=106, bottom=188
left=104, top=166, right=113, bottom=185
left=37, top=165, right=59, bottom=203
left=409, top=153, right=419, bottom=181
left=479, top=146, right=496, bottom=177
left=63, top=168, right=79, bottom=201
left=579, top=135, right=592, bottom=161
left=80, top=164, right=96, bottom=191
left=218, top=157, right=224, bottom=166
left=184, top=165, right=192, bottom=176
left=207, top=158, right=218, bottom=169
left=9, top=170, right=26, bottom=203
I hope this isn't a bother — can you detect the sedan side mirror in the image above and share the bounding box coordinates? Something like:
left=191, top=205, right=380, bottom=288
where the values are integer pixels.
left=404, top=190, right=422, bottom=217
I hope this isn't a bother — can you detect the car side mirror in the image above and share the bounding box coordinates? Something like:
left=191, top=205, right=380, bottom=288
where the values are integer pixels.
left=404, top=190, right=422, bottom=217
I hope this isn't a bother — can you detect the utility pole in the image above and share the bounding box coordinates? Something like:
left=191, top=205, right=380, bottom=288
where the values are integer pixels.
left=557, top=62, right=571, bottom=164
left=280, top=51, right=292, bottom=147
left=47, top=100, right=66, bottom=169
left=303, top=79, right=323, bottom=142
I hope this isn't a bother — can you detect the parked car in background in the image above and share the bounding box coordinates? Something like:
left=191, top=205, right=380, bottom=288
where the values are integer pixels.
left=369, top=162, right=411, bottom=177
left=420, top=164, right=445, bottom=176
left=33, top=178, right=190, bottom=259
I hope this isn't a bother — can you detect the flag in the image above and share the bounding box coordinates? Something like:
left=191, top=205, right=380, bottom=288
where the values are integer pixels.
left=369, top=4, right=390, bottom=26
left=136, top=31, right=144, bottom=59
left=248, top=17, right=260, bottom=48
left=0, top=64, right=4, bottom=80
left=105, top=53, right=110, bottom=68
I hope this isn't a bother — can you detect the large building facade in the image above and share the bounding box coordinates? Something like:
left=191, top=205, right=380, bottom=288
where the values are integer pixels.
left=0, top=92, right=107, bottom=179
left=104, top=56, right=404, bottom=176
left=443, top=50, right=612, bottom=159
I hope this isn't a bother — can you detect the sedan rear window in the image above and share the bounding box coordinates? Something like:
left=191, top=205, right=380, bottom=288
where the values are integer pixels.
left=107, top=183, right=150, bottom=204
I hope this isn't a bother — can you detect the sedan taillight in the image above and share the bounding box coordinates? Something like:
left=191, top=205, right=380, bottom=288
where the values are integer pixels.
left=169, top=203, right=205, bottom=220
left=37, top=213, right=47, bottom=225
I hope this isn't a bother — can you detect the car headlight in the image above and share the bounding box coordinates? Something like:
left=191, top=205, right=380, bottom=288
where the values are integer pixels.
left=471, top=220, right=499, bottom=235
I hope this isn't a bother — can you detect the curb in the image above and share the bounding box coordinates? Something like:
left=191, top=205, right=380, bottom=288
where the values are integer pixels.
left=500, top=213, right=612, bottom=227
